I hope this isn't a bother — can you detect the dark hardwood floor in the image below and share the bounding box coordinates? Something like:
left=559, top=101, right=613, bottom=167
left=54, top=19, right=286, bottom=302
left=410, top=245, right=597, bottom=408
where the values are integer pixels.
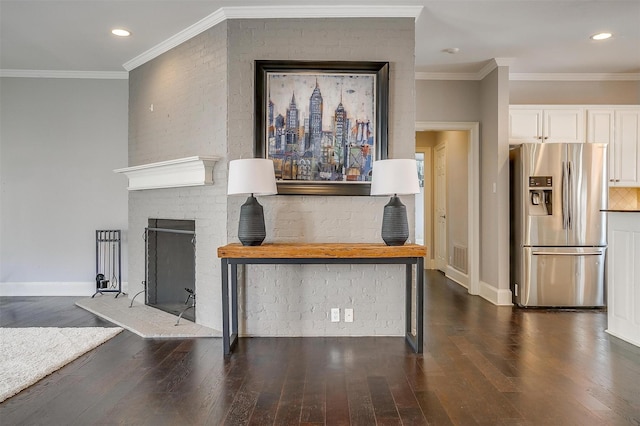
left=1, top=271, right=639, bottom=425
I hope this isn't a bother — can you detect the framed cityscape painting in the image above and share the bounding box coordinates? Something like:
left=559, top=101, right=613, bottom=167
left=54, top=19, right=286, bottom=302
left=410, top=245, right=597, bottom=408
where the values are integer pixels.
left=255, top=61, right=389, bottom=195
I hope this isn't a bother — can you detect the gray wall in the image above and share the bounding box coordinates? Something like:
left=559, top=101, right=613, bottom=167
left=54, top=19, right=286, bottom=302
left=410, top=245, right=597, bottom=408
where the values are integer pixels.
left=128, top=17, right=416, bottom=335
left=0, top=77, right=128, bottom=293
left=416, top=80, right=481, bottom=122
left=479, top=67, right=511, bottom=297
left=415, top=71, right=511, bottom=300
left=510, top=80, right=640, bottom=105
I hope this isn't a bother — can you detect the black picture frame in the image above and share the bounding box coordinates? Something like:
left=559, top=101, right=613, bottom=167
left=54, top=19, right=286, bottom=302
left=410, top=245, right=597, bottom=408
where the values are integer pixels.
left=255, top=60, right=389, bottom=196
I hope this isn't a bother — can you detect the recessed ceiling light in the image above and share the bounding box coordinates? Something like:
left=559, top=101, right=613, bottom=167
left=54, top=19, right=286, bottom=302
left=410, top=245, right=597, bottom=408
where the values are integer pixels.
left=442, top=47, right=460, bottom=54
left=590, top=32, right=612, bottom=41
left=111, top=29, right=131, bottom=37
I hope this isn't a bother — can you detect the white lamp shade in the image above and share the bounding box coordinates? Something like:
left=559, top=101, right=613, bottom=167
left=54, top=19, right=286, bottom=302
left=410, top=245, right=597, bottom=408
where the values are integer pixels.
left=370, top=159, right=420, bottom=196
left=227, top=159, right=278, bottom=195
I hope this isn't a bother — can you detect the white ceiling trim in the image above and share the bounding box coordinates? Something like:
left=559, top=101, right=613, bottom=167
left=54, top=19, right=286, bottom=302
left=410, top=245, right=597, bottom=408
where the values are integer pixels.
left=416, top=71, right=640, bottom=82
left=123, top=5, right=424, bottom=71
left=123, top=8, right=226, bottom=71
left=476, top=58, right=515, bottom=80
left=415, top=58, right=515, bottom=81
left=414, top=72, right=479, bottom=81
left=510, top=73, right=640, bottom=81
left=0, top=69, right=128, bottom=79
left=221, top=5, right=423, bottom=20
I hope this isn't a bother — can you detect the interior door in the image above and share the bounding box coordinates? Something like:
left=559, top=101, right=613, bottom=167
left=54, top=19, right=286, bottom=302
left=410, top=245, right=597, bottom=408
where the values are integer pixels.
left=435, top=143, right=447, bottom=271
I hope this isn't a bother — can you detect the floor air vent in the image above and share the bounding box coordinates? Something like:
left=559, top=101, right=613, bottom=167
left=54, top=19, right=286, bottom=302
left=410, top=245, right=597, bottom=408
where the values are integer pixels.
left=452, top=245, right=468, bottom=274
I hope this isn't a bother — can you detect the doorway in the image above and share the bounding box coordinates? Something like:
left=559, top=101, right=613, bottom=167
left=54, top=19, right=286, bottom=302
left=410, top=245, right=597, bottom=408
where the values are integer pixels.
left=415, top=122, right=479, bottom=296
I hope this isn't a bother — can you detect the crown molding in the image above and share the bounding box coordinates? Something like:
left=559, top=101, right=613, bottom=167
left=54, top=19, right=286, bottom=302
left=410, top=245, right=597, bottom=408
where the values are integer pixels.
left=123, top=5, right=423, bottom=71
left=416, top=68, right=640, bottom=82
left=416, top=58, right=515, bottom=81
left=221, top=5, right=423, bottom=20
left=123, top=8, right=227, bottom=71
left=476, top=58, right=515, bottom=80
left=414, top=72, right=479, bottom=81
left=0, top=69, right=128, bottom=79
left=510, top=73, right=640, bottom=81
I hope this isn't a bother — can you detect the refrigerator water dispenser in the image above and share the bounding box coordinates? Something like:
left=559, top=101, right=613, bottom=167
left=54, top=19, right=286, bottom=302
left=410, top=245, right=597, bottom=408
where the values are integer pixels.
left=529, top=176, right=553, bottom=216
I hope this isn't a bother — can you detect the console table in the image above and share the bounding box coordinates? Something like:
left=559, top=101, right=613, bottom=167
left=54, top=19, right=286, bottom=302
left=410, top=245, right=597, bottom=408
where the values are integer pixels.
left=217, top=243, right=426, bottom=356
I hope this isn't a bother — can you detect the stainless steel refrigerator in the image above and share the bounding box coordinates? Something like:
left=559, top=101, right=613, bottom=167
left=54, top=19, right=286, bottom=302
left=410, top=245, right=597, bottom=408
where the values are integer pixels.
left=510, top=143, right=608, bottom=307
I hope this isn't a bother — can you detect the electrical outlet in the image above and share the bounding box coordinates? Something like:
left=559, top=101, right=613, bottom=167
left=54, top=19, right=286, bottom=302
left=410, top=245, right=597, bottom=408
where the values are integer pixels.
left=344, top=308, right=354, bottom=323
left=331, top=308, right=340, bottom=322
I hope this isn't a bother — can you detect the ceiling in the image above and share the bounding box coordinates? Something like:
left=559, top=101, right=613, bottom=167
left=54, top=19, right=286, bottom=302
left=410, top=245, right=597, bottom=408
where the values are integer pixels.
left=1, top=0, right=639, bottom=77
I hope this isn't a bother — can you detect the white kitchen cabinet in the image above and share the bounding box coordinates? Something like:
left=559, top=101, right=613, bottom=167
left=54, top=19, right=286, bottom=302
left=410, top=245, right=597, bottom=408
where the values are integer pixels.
left=587, top=107, right=640, bottom=187
left=614, top=110, right=640, bottom=187
left=509, top=107, right=585, bottom=144
left=606, top=212, right=640, bottom=347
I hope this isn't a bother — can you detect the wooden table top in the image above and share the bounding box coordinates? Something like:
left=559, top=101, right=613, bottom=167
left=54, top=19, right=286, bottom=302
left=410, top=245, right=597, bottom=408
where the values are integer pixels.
left=217, top=243, right=427, bottom=259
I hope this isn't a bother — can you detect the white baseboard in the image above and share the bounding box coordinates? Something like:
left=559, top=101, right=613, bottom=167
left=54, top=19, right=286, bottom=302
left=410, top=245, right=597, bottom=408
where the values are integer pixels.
left=478, top=280, right=513, bottom=306
left=445, top=266, right=469, bottom=289
left=0, top=282, right=128, bottom=297
left=606, top=329, right=640, bottom=348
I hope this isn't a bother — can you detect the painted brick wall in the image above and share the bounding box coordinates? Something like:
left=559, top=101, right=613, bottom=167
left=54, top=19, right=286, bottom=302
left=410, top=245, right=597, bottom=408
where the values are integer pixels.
left=128, top=23, right=228, bottom=329
left=128, top=17, right=416, bottom=335
left=226, top=18, right=416, bottom=336
left=129, top=22, right=228, bottom=166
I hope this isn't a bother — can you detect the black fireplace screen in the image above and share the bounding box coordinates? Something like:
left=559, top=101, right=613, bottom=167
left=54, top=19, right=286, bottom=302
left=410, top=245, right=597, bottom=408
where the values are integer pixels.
left=146, top=219, right=196, bottom=322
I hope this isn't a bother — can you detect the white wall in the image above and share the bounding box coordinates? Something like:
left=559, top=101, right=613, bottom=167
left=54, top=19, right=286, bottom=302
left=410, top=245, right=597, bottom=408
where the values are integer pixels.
left=0, top=77, right=129, bottom=295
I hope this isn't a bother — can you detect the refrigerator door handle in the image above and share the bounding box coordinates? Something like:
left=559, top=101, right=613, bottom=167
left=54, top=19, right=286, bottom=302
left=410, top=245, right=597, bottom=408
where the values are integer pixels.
left=568, top=161, right=573, bottom=230
left=562, top=161, right=568, bottom=229
left=531, top=251, right=603, bottom=256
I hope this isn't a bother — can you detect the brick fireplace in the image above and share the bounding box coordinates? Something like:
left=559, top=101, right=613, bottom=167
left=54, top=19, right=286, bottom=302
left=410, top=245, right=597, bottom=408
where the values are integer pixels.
left=117, top=157, right=227, bottom=330
left=146, top=219, right=196, bottom=322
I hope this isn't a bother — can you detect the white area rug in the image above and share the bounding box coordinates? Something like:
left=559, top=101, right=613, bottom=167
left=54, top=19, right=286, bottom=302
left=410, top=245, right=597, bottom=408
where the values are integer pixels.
left=0, top=327, right=123, bottom=402
left=75, top=296, right=220, bottom=339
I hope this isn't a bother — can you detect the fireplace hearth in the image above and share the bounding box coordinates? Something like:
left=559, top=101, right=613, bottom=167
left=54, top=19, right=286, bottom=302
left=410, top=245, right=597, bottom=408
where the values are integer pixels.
left=146, top=219, right=196, bottom=322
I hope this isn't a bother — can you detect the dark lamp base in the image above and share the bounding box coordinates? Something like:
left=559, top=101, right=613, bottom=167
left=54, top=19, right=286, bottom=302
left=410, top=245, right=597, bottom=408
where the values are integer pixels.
left=238, top=195, right=266, bottom=246
left=381, top=196, right=409, bottom=246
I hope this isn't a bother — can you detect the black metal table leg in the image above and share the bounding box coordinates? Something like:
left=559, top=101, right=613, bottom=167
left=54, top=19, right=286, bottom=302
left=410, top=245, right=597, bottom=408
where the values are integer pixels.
left=404, top=262, right=418, bottom=353
left=230, top=263, right=238, bottom=353
left=221, top=258, right=230, bottom=355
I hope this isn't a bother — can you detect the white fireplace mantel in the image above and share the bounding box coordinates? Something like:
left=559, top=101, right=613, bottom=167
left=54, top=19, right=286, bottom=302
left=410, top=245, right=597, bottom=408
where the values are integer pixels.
left=114, top=156, right=220, bottom=190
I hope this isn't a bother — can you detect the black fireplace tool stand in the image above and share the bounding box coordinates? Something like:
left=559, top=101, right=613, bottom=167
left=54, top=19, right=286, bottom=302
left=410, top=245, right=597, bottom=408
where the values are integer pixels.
left=93, top=230, right=122, bottom=298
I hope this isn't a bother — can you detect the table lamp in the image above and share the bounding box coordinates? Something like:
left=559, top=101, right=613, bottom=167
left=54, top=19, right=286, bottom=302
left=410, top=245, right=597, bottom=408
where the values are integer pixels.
left=370, top=159, right=421, bottom=246
left=227, top=159, right=277, bottom=246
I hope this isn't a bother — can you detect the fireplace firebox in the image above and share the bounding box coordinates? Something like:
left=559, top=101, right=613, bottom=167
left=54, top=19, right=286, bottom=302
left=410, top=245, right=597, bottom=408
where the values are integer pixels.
left=145, top=219, right=196, bottom=322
